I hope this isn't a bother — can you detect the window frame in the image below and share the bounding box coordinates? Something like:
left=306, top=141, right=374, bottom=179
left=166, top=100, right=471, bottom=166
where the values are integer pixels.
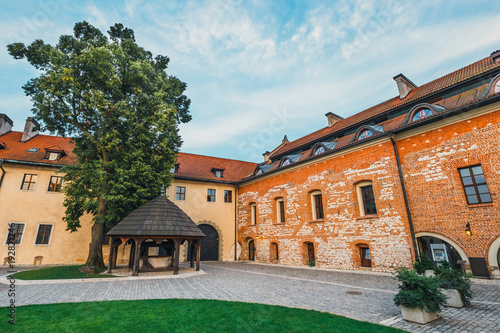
left=33, top=223, right=54, bottom=246
left=276, top=198, right=285, bottom=223
left=458, top=165, right=492, bottom=205
left=4, top=222, right=26, bottom=246
left=356, top=181, right=377, bottom=216
left=250, top=203, right=257, bottom=225
left=207, top=188, right=216, bottom=202
left=310, top=190, right=324, bottom=220
left=176, top=186, right=186, bottom=201
left=224, top=190, right=232, bottom=203
left=47, top=175, right=63, bottom=192
left=20, top=173, right=38, bottom=191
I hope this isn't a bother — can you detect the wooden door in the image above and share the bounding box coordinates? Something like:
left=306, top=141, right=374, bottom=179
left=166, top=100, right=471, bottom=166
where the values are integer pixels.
left=198, top=224, right=219, bottom=261
left=248, top=240, right=255, bottom=260
left=361, top=247, right=371, bottom=267
left=307, top=243, right=315, bottom=264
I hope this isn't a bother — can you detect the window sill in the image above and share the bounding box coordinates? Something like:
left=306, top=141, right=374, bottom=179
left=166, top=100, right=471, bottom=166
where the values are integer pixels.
left=466, top=203, right=493, bottom=208
left=356, top=214, right=379, bottom=220
left=273, top=223, right=285, bottom=226
left=247, top=224, right=257, bottom=227
left=33, top=244, right=51, bottom=247
left=309, top=219, right=324, bottom=223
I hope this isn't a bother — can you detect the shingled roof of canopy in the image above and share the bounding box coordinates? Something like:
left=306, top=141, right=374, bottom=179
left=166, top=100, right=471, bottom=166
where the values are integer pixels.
left=107, top=195, right=206, bottom=238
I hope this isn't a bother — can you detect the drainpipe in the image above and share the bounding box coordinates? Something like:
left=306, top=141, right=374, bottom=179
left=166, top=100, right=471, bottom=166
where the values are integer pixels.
left=0, top=159, right=5, bottom=189
left=389, top=133, right=419, bottom=262
left=234, top=183, right=238, bottom=262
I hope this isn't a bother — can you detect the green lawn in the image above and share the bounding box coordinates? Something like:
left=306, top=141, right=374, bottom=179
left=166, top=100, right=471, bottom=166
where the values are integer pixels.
left=1, top=299, right=404, bottom=333
left=10, top=265, right=116, bottom=280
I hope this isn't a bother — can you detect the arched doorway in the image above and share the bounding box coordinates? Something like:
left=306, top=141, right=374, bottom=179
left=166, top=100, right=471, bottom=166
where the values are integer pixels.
left=198, top=224, right=219, bottom=261
left=248, top=240, right=255, bottom=261
left=416, top=234, right=465, bottom=271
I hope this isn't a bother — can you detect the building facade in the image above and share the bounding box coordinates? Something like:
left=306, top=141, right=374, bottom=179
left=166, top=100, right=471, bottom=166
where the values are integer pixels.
left=1, top=49, right=500, bottom=278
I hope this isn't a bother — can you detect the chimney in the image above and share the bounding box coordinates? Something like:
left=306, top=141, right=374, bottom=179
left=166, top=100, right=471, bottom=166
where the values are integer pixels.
left=282, top=135, right=289, bottom=144
left=0, top=114, right=13, bottom=136
left=491, top=50, right=500, bottom=64
left=325, top=112, right=343, bottom=127
left=262, top=151, right=270, bottom=162
left=21, top=117, right=40, bottom=142
left=393, top=73, right=418, bottom=99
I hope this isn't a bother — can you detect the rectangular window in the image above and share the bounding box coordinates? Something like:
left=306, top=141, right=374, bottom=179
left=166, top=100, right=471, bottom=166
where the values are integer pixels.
left=207, top=189, right=216, bottom=202
left=5, top=223, right=25, bottom=245
left=361, top=185, right=377, bottom=215
left=21, top=174, right=37, bottom=191
left=313, top=194, right=324, bottom=219
left=250, top=203, right=257, bottom=225
left=459, top=165, right=492, bottom=204
left=48, top=176, right=63, bottom=192
left=278, top=200, right=285, bottom=223
left=176, top=186, right=186, bottom=200
left=35, top=224, right=53, bottom=245
left=224, top=190, right=232, bottom=203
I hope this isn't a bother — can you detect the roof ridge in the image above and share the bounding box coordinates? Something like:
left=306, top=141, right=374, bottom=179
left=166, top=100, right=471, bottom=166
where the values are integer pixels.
left=178, top=151, right=256, bottom=164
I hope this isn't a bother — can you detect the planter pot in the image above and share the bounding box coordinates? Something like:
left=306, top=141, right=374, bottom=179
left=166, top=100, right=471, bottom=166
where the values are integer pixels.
left=424, top=270, right=435, bottom=277
left=439, top=288, right=464, bottom=308
left=400, top=305, right=441, bottom=324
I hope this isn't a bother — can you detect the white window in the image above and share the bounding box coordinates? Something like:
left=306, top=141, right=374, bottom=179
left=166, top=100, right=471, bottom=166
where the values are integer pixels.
left=34, top=224, right=53, bottom=246
left=310, top=190, right=324, bottom=220
left=48, top=152, right=60, bottom=161
left=4, top=223, right=26, bottom=246
left=356, top=181, right=377, bottom=216
left=250, top=203, right=257, bottom=225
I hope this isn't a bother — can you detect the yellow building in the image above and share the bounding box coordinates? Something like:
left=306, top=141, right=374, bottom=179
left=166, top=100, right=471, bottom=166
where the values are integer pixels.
left=0, top=114, right=256, bottom=265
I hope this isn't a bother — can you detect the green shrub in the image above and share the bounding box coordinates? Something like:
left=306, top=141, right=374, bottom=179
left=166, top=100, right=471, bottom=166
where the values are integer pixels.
left=434, top=261, right=473, bottom=306
left=308, top=261, right=315, bottom=267
left=393, top=267, right=446, bottom=313
left=413, top=253, right=434, bottom=274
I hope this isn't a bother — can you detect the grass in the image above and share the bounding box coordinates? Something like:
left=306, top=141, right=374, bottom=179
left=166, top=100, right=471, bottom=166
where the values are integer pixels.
left=10, top=265, right=116, bottom=280
left=1, top=299, right=405, bottom=333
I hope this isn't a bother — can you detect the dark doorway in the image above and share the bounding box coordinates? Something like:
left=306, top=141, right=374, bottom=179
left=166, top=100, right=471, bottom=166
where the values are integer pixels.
left=248, top=240, right=255, bottom=260
left=360, top=247, right=371, bottom=267
left=307, top=242, right=315, bottom=265
left=199, top=224, right=219, bottom=261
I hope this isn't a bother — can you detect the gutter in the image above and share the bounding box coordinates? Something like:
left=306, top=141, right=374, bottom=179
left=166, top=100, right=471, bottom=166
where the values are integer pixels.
left=389, top=133, right=418, bottom=262
left=0, top=159, right=5, bottom=189
left=2, top=159, right=66, bottom=168
left=173, top=175, right=238, bottom=185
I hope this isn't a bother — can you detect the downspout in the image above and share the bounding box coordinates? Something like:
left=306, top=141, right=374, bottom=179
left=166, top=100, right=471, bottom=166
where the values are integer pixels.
left=234, top=183, right=239, bottom=262
left=0, top=159, right=5, bottom=189
left=389, top=133, right=419, bottom=262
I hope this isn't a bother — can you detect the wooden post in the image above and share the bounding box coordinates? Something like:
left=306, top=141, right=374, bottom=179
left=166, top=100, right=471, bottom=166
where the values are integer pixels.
left=128, top=240, right=135, bottom=269
left=132, top=239, right=142, bottom=276
left=187, top=240, right=194, bottom=268
left=107, top=237, right=115, bottom=274
left=196, top=239, right=201, bottom=271
left=173, top=239, right=181, bottom=275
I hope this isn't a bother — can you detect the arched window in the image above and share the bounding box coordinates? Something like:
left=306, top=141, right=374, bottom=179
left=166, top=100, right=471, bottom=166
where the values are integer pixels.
left=314, top=145, right=325, bottom=155
left=310, top=190, right=324, bottom=220
left=358, top=129, right=372, bottom=140
left=495, top=80, right=500, bottom=94
left=282, top=158, right=291, bottom=166
left=412, top=108, right=433, bottom=122
left=256, top=168, right=263, bottom=175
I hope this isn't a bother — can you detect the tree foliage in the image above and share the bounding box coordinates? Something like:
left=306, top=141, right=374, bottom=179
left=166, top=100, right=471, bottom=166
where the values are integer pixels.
left=8, top=22, right=191, bottom=266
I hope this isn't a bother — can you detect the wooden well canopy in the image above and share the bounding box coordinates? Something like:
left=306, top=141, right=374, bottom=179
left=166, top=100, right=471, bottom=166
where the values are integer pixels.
left=106, top=192, right=205, bottom=276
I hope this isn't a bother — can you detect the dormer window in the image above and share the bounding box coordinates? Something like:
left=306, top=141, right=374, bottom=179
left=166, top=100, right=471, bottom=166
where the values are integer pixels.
left=211, top=167, right=224, bottom=178
left=412, top=108, right=433, bottom=122
left=170, top=164, right=179, bottom=173
left=282, top=158, right=291, bottom=166
left=43, top=145, right=66, bottom=161
left=0, top=141, right=6, bottom=149
left=256, top=168, right=263, bottom=175
left=314, top=146, right=325, bottom=155
left=359, top=130, right=372, bottom=140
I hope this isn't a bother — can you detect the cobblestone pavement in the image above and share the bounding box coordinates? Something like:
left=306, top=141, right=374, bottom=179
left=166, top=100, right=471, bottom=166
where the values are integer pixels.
left=2, top=262, right=500, bottom=332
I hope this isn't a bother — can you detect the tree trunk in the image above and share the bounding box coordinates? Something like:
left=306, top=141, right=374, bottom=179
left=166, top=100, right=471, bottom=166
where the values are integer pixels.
left=85, top=199, right=106, bottom=268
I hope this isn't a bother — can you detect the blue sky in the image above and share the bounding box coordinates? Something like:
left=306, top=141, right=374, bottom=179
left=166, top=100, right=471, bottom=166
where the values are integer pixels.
left=1, top=0, right=500, bottom=162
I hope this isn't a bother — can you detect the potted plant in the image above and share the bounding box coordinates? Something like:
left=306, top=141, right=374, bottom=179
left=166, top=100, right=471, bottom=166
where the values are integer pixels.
left=413, top=253, right=435, bottom=277
left=394, top=267, right=447, bottom=324
left=434, top=261, right=473, bottom=308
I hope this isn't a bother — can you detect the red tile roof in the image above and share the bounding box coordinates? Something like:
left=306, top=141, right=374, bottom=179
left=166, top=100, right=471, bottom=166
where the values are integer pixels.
left=0, top=131, right=77, bottom=166
left=271, top=56, right=500, bottom=158
left=175, top=152, right=257, bottom=183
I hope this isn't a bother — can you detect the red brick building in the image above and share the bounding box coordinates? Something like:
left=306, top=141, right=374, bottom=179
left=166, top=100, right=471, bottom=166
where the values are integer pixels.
left=237, top=50, right=500, bottom=278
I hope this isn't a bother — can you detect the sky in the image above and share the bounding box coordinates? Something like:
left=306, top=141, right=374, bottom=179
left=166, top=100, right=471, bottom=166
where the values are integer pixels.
left=1, top=0, right=500, bottom=162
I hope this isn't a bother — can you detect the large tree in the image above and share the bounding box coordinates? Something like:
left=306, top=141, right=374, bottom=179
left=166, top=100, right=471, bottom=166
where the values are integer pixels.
left=8, top=22, right=191, bottom=267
